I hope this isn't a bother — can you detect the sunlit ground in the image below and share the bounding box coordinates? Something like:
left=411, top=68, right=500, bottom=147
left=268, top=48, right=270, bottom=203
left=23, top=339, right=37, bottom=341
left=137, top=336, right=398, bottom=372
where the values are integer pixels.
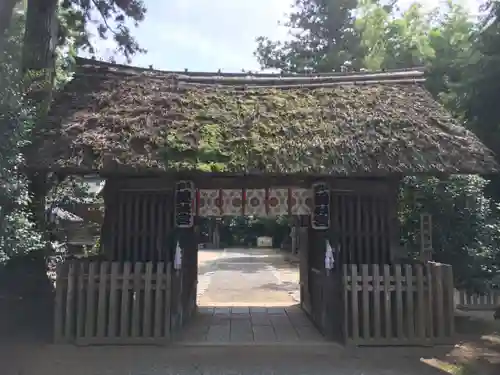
left=421, top=319, right=500, bottom=375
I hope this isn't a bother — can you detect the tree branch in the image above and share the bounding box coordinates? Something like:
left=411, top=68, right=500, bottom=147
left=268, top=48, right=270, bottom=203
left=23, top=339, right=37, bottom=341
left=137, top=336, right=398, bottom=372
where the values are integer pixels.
left=90, top=0, right=119, bottom=36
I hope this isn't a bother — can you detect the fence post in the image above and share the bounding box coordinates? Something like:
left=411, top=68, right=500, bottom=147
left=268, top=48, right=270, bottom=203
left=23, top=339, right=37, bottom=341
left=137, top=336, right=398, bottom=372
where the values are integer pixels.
left=351, top=264, right=359, bottom=342
left=53, top=263, right=64, bottom=343
left=443, top=265, right=455, bottom=337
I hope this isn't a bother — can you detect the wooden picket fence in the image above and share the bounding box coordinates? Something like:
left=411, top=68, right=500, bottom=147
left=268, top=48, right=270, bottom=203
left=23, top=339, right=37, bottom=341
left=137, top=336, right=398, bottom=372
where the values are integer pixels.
left=54, top=260, right=172, bottom=345
left=342, top=262, right=455, bottom=346
left=455, top=289, right=500, bottom=310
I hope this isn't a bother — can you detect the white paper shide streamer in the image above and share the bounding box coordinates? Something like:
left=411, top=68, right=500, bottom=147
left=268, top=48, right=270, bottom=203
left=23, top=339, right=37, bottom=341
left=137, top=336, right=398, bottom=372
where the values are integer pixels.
left=325, top=239, right=335, bottom=273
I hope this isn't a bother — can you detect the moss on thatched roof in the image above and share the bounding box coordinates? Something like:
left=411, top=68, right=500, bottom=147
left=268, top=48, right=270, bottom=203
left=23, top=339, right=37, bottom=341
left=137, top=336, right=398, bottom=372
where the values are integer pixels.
left=35, top=58, right=497, bottom=175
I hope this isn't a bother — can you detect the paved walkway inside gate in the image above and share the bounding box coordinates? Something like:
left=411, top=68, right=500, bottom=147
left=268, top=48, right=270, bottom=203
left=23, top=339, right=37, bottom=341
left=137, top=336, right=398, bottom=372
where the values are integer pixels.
left=180, top=247, right=324, bottom=344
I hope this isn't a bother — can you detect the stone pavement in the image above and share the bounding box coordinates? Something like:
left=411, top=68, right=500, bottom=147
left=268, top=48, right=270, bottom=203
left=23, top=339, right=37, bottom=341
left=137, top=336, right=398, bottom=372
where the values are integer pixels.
left=185, top=247, right=319, bottom=344
left=180, top=305, right=324, bottom=344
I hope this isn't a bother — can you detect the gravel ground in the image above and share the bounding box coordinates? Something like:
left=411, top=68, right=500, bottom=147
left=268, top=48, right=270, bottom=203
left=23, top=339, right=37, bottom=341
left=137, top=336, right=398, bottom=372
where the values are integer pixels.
left=3, top=345, right=448, bottom=375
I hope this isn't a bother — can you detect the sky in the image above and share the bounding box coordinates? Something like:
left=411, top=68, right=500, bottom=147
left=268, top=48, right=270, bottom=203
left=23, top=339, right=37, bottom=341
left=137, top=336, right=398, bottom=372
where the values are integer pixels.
left=87, top=0, right=484, bottom=72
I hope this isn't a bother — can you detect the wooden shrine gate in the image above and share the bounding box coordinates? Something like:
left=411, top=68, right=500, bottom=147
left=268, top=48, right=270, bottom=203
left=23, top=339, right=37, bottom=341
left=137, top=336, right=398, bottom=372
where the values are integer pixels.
left=177, top=181, right=346, bottom=340
left=53, top=176, right=455, bottom=346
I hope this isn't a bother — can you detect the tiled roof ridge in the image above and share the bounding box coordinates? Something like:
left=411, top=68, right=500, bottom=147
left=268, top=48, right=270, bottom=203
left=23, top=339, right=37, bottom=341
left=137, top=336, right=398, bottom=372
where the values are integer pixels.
left=75, top=57, right=426, bottom=87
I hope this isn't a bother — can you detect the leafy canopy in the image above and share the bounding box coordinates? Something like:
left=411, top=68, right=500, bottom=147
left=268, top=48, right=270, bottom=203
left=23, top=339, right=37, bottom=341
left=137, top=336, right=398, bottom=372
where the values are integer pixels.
left=59, top=0, right=147, bottom=62
left=255, top=0, right=360, bottom=72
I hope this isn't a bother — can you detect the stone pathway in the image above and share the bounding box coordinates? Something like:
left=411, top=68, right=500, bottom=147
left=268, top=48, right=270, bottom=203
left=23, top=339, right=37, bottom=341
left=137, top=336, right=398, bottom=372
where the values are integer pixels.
left=180, top=305, right=324, bottom=344
left=185, top=247, right=320, bottom=344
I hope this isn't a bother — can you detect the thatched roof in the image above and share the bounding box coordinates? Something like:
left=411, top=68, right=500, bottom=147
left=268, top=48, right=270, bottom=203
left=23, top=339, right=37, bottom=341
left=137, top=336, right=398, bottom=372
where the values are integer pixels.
left=34, top=57, right=498, bottom=176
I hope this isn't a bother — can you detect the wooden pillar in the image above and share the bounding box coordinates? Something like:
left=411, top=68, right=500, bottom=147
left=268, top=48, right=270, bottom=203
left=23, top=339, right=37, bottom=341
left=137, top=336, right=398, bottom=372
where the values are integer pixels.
left=99, top=179, right=118, bottom=259
left=299, top=217, right=312, bottom=315
left=171, top=179, right=199, bottom=335
left=172, top=226, right=198, bottom=331
left=388, top=177, right=403, bottom=263
left=291, top=216, right=302, bottom=256
left=420, top=213, right=433, bottom=262
left=207, top=218, right=213, bottom=246
left=213, top=218, right=221, bottom=249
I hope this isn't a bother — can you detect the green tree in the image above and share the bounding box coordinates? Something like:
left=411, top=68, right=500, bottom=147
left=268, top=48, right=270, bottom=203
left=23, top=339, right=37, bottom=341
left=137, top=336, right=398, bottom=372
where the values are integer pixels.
left=20, top=0, right=147, bottom=234
left=354, top=0, right=393, bottom=70
left=458, top=1, right=500, bottom=164
left=0, top=6, right=43, bottom=263
left=1, top=0, right=147, bottom=61
left=356, top=0, right=436, bottom=70
left=425, top=1, right=478, bottom=111
left=400, top=176, right=500, bottom=292
left=58, top=0, right=147, bottom=62
left=355, top=0, right=476, bottom=110
left=255, top=0, right=361, bottom=72
left=0, top=0, right=147, bottom=263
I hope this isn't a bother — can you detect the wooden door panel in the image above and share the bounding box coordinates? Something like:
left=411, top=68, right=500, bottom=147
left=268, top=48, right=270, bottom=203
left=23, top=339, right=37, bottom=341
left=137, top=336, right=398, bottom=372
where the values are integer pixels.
left=309, top=267, right=323, bottom=329
left=299, top=226, right=312, bottom=315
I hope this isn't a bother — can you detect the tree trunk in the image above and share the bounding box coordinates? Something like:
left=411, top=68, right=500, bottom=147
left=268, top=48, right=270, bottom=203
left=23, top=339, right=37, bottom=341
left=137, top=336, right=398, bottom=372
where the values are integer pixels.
left=22, top=0, right=58, bottom=116
left=22, top=0, right=59, bottom=241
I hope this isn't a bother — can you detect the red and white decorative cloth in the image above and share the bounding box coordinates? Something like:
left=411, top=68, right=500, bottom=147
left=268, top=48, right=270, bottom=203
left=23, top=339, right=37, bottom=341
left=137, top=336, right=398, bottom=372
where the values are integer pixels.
left=245, top=189, right=267, bottom=216
left=222, top=189, right=243, bottom=216
left=198, top=187, right=314, bottom=217
left=198, top=189, right=221, bottom=216
left=267, top=188, right=289, bottom=216
left=290, top=188, right=313, bottom=215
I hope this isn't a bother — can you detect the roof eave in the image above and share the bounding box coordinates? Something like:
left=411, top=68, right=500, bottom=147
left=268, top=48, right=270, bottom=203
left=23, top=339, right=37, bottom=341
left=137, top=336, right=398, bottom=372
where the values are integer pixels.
left=25, top=165, right=499, bottom=178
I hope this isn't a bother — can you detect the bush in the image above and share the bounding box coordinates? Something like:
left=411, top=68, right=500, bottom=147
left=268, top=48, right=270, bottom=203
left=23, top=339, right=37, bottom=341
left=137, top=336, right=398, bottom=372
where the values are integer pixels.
left=399, top=175, right=500, bottom=292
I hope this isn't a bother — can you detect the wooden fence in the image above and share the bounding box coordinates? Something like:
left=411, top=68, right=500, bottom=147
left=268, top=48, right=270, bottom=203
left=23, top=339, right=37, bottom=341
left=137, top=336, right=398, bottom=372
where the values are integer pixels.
left=455, top=289, right=500, bottom=310
left=54, top=260, right=172, bottom=345
left=342, top=262, right=454, bottom=346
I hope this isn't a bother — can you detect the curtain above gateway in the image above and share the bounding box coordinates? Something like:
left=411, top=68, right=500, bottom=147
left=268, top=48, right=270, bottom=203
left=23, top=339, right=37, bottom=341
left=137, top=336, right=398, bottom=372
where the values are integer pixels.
left=196, top=188, right=312, bottom=217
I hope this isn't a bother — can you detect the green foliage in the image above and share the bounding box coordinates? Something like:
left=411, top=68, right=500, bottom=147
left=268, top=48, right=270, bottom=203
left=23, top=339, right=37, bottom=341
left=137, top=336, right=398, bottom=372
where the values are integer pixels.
left=217, top=216, right=290, bottom=247
left=58, top=0, right=147, bottom=62
left=400, top=176, right=500, bottom=291
left=0, top=13, right=43, bottom=263
left=355, top=0, right=476, bottom=110
left=0, top=0, right=141, bottom=264
left=356, top=0, right=436, bottom=70
left=255, top=0, right=360, bottom=72
left=457, top=1, right=500, bottom=166
left=425, top=1, right=479, bottom=111
left=354, top=0, right=394, bottom=70
left=47, top=175, right=104, bottom=207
